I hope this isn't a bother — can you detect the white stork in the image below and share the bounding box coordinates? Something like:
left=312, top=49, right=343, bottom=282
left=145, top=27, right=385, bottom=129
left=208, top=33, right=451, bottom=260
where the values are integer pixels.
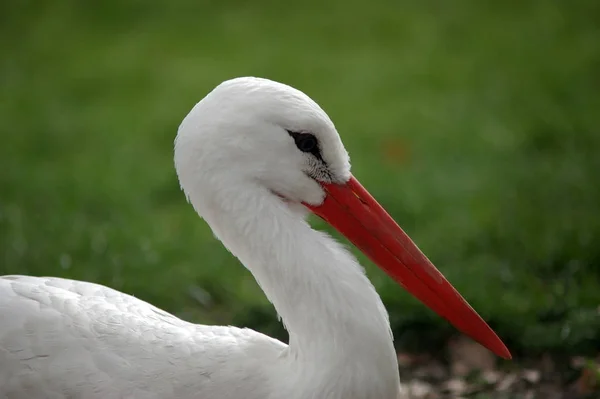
left=0, top=77, right=510, bottom=399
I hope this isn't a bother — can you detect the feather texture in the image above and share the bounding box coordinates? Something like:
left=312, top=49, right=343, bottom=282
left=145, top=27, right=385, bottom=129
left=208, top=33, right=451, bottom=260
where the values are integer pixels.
left=0, top=276, right=283, bottom=398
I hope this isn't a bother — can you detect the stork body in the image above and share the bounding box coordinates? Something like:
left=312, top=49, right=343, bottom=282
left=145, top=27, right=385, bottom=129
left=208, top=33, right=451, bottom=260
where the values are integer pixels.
left=0, top=276, right=283, bottom=398
left=0, top=77, right=509, bottom=399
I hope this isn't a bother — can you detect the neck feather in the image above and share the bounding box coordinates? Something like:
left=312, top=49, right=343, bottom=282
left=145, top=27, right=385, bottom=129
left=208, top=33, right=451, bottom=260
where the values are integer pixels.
left=195, top=182, right=396, bottom=361
left=189, top=181, right=401, bottom=397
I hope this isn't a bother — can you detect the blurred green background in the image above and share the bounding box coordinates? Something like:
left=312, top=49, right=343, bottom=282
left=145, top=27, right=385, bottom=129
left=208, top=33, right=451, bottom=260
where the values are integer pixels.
left=1, top=0, right=599, bottom=358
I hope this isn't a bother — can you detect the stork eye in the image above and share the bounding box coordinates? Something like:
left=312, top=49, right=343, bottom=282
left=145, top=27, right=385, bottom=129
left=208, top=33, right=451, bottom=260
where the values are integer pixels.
left=296, top=134, right=317, bottom=152
left=286, top=131, right=323, bottom=162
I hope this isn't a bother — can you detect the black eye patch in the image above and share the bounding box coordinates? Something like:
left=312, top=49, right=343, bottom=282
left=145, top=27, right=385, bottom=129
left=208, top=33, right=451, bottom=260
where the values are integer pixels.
left=286, top=130, right=324, bottom=162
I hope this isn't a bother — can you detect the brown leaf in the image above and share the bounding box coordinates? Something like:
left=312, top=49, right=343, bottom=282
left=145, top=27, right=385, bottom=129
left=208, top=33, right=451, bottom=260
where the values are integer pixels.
left=450, top=361, right=471, bottom=377
left=571, top=356, right=586, bottom=369
left=521, top=369, right=541, bottom=384
left=496, top=373, right=518, bottom=391
left=413, top=361, right=446, bottom=381
left=397, top=352, right=431, bottom=368
left=441, top=378, right=467, bottom=395
left=406, top=379, right=434, bottom=398
left=397, top=352, right=415, bottom=368
left=481, top=370, right=503, bottom=385
left=447, top=336, right=496, bottom=375
left=574, top=367, right=599, bottom=396
left=427, top=361, right=447, bottom=381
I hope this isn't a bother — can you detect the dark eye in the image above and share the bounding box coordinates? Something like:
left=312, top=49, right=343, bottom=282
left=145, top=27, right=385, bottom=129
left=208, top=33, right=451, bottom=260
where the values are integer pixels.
left=296, top=134, right=317, bottom=152
left=286, top=130, right=324, bottom=162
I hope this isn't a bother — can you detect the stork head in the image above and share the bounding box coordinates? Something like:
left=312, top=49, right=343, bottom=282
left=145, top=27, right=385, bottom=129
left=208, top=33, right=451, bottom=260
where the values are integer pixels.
left=174, top=77, right=511, bottom=360
left=175, top=77, right=349, bottom=211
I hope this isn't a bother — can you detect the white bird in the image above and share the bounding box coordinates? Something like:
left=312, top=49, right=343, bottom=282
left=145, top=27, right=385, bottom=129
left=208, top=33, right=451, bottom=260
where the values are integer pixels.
left=0, top=77, right=510, bottom=399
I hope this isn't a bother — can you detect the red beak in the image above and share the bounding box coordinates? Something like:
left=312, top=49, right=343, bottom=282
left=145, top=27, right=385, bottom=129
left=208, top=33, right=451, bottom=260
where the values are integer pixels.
left=305, top=175, right=511, bottom=360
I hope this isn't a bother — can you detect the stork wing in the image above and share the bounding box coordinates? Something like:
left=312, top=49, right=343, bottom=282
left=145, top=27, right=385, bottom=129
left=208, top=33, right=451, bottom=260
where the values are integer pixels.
left=0, top=276, right=285, bottom=399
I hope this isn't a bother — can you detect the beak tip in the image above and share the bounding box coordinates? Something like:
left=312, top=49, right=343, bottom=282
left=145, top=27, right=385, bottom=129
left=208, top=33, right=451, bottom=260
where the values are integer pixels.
left=485, top=335, right=512, bottom=360
left=498, top=345, right=513, bottom=360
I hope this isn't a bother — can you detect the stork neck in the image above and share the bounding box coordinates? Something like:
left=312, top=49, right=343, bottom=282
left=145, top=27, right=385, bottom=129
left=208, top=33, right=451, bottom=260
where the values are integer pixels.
left=201, top=183, right=397, bottom=363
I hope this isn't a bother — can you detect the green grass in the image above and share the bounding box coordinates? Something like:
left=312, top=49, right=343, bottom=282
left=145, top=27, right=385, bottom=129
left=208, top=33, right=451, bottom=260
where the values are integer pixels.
left=1, top=0, right=599, bottom=356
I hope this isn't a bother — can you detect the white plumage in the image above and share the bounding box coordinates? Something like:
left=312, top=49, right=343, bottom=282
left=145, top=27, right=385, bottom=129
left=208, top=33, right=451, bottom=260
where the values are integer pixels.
left=0, top=276, right=285, bottom=398
left=0, top=77, right=509, bottom=399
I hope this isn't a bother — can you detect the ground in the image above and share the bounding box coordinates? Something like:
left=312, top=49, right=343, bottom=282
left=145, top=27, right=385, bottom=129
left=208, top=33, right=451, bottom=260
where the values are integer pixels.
left=1, top=1, right=599, bottom=397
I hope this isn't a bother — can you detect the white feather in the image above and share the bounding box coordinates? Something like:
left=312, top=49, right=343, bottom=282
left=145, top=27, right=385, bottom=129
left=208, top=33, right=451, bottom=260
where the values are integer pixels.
left=0, top=77, right=401, bottom=399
